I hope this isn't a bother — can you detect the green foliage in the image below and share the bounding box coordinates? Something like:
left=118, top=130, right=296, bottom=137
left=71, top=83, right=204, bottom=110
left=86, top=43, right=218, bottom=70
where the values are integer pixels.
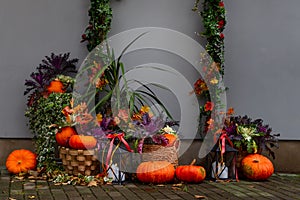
left=25, top=93, right=72, bottom=170
left=193, top=0, right=226, bottom=76
left=82, top=0, right=113, bottom=52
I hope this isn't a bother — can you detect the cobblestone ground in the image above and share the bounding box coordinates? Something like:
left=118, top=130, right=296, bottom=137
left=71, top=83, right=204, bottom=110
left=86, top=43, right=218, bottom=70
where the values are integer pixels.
left=1, top=169, right=299, bottom=200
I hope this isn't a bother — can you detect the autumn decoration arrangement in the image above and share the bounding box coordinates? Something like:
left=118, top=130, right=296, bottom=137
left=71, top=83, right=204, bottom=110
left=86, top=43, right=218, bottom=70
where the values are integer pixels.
left=3, top=0, right=280, bottom=187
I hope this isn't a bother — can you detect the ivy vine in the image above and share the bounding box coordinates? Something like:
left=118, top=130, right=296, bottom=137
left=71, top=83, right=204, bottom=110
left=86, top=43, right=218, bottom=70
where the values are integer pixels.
left=193, top=0, right=226, bottom=76
left=81, top=0, right=113, bottom=52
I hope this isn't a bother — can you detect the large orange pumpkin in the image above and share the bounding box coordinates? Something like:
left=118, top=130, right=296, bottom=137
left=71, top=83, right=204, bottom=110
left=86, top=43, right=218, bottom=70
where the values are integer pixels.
left=163, top=133, right=177, bottom=147
left=69, top=135, right=97, bottom=150
left=241, top=154, right=274, bottom=181
left=6, top=149, right=37, bottom=174
left=136, top=161, right=175, bottom=184
left=47, top=80, right=65, bottom=93
left=56, top=126, right=77, bottom=147
left=176, top=163, right=206, bottom=183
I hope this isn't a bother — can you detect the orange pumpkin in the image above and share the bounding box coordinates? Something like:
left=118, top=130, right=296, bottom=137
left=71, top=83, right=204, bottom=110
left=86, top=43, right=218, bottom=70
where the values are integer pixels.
left=241, top=154, right=274, bottom=181
left=69, top=135, right=97, bottom=150
left=163, top=133, right=177, bottom=147
left=47, top=80, right=65, bottom=93
left=55, top=126, right=77, bottom=147
left=136, top=161, right=175, bottom=184
left=176, top=161, right=206, bottom=183
left=6, top=149, right=37, bottom=174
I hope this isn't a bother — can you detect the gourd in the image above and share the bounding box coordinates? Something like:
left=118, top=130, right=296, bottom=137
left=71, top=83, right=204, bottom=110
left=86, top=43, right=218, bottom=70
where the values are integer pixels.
left=55, top=126, right=77, bottom=147
left=175, top=159, right=206, bottom=183
left=6, top=149, right=37, bottom=174
left=69, top=135, right=97, bottom=150
left=136, top=161, right=175, bottom=184
left=241, top=154, right=274, bottom=180
left=47, top=80, right=65, bottom=93
left=163, top=133, right=177, bottom=147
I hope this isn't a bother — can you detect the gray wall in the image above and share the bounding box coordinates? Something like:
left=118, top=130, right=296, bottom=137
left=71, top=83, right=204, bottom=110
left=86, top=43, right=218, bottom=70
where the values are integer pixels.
left=224, top=0, right=300, bottom=140
left=0, top=0, right=299, bottom=140
left=0, top=0, right=89, bottom=138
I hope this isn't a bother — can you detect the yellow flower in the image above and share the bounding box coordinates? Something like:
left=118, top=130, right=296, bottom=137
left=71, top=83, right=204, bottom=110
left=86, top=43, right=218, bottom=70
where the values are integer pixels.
left=210, top=78, right=219, bottom=85
left=95, top=113, right=103, bottom=124
left=140, top=106, right=150, bottom=113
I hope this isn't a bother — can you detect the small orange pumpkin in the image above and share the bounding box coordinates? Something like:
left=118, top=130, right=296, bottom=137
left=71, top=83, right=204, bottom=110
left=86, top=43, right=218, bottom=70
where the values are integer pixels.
left=136, top=161, right=175, bottom=184
left=163, top=133, right=177, bottom=147
left=241, top=154, right=274, bottom=181
left=69, top=135, right=97, bottom=150
left=6, top=149, right=37, bottom=174
left=47, top=80, right=65, bottom=93
left=175, top=159, right=206, bottom=183
left=55, top=126, right=77, bottom=147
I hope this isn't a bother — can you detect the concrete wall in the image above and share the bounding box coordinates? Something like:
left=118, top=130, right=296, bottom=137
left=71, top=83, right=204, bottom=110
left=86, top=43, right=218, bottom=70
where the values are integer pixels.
left=0, top=0, right=299, bottom=141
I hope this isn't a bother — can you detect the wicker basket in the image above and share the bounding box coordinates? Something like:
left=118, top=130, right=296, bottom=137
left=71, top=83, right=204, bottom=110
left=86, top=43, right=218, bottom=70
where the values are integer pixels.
left=142, top=139, right=180, bottom=167
left=59, top=147, right=99, bottom=176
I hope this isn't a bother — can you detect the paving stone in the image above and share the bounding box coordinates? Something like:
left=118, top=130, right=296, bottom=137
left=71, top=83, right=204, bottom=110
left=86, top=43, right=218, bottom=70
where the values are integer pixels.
left=1, top=168, right=300, bottom=200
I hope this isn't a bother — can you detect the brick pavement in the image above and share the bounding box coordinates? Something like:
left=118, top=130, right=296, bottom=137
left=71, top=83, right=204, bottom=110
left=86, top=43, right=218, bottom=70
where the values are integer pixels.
left=1, top=168, right=299, bottom=200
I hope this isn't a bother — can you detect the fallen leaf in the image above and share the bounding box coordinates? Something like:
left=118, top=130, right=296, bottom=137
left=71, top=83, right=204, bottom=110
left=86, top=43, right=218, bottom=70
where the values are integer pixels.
left=9, top=198, right=17, bottom=200
left=171, top=187, right=181, bottom=191
left=194, top=195, right=206, bottom=199
left=88, top=180, right=98, bottom=187
left=156, top=184, right=165, bottom=187
left=28, top=195, right=36, bottom=199
left=14, top=176, right=24, bottom=180
left=172, top=183, right=182, bottom=187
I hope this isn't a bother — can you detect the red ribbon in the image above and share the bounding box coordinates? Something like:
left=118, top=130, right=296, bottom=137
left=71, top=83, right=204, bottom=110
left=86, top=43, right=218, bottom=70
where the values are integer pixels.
left=219, top=131, right=239, bottom=181
left=105, top=133, right=133, bottom=169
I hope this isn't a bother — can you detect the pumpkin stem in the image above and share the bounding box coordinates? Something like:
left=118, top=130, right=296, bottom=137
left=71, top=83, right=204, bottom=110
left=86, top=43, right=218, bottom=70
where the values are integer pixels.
left=190, top=159, right=196, bottom=166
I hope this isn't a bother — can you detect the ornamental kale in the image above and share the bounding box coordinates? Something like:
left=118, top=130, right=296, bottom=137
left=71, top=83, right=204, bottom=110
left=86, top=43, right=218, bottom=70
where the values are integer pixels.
left=24, top=53, right=78, bottom=106
left=224, top=115, right=280, bottom=159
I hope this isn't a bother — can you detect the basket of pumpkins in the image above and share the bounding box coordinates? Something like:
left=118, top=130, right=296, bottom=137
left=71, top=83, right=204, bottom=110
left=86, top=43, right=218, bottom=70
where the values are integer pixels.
left=56, top=126, right=99, bottom=176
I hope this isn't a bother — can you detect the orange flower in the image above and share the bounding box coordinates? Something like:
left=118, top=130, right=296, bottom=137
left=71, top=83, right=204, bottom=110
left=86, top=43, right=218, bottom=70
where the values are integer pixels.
left=62, top=106, right=73, bottom=123
left=207, top=118, right=214, bottom=130
left=204, top=102, right=214, bottom=112
left=75, top=112, right=93, bottom=125
left=194, top=78, right=208, bottom=95
left=227, top=107, right=235, bottom=115
left=95, top=78, right=108, bottom=90
left=132, top=113, right=142, bottom=121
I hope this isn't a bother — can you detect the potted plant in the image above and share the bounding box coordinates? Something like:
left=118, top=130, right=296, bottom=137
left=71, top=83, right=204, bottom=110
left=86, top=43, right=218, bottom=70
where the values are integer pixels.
left=24, top=53, right=78, bottom=173
left=223, top=114, right=280, bottom=176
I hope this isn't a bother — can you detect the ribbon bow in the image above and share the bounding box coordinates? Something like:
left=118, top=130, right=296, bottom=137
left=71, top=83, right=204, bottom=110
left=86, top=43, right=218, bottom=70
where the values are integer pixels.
left=219, top=130, right=239, bottom=181
left=105, top=133, right=133, bottom=169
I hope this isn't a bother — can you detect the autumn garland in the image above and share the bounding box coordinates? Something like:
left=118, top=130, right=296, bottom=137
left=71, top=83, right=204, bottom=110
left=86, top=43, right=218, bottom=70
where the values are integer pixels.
left=193, top=0, right=228, bottom=137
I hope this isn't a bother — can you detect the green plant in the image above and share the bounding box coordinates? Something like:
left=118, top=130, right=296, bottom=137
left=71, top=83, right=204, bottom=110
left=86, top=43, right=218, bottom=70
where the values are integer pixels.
left=25, top=93, right=72, bottom=171
left=193, top=0, right=226, bottom=76
left=24, top=53, right=78, bottom=172
left=81, top=0, right=113, bottom=52
left=224, top=115, right=280, bottom=158
left=193, top=0, right=227, bottom=138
